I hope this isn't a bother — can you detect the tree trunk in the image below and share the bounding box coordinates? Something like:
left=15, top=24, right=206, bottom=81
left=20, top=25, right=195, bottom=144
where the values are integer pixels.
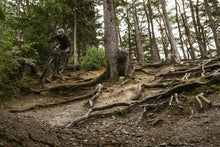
left=161, top=0, right=181, bottom=64
left=143, top=0, right=153, bottom=61
left=103, top=0, right=132, bottom=83
left=189, top=0, right=207, bottom=58
left=157, top=2, right=170, bottom=62
left=132, top=0, right=145, bottom=64
left=204, top=0, right=220, bottom=55
left=189, top=0, right=206, bottom=59
left=147, top=0, right=161, bottom=62
left=196, top=0, right=207, bottom=55
left=156, top=18, right=169, bottom=62
left=181, top=0, right=196, bottom=59
left=73, top=10, right=79, bottom=66
left=175, top=0, right=187, bottom=60
left=126, top=3, right=132, bottom=61
left=17, top=0, right=22, bottom=41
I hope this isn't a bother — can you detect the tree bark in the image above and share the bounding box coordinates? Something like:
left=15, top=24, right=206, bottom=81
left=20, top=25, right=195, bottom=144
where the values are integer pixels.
left=181, top=0, right=196, bottom=59
left=147, top=0, right=161, bottom=62
left=73, top=10, right=79, bottom=66
left=189, top=0, right=207, bottom=59
left=143, top=0, right=153, bottom=61
left=204, top=0, right=220, bottom=55
left=175, top=0, right=187, bottom=60
left=196, top=0, right=207, bottom=55
left=161, top=0, right=181, bottom=64
left=132, top=0, right=145, bottom=64
left=103, top=0, right=132, bottom=83
left=16, top=0, right=22, bottom=41
left=126, top=2, right=132, bottom=61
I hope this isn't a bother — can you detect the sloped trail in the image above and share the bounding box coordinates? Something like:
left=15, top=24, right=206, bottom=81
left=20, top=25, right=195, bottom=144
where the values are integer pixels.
left=2, top=58, right=220, bottom=146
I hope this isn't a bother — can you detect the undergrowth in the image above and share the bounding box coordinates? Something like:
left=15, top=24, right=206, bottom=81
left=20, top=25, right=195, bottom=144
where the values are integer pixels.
left=80, top=46, right=106, bottom=71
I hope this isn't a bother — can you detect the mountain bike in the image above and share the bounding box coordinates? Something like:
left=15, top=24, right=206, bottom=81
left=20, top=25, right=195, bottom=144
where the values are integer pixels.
left=40, top=44, right=69, bottom=82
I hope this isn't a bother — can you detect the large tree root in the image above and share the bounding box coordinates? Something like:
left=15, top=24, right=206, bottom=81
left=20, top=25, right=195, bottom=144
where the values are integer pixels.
left=159, top=59, right=220, bottom=78
left=9, top=84, right=102, bottom=113
left=83, top=84, right=103, bottom=107
left=30, top=70, right=108, bottom=94
left=65, top=73, right=220, bottom=127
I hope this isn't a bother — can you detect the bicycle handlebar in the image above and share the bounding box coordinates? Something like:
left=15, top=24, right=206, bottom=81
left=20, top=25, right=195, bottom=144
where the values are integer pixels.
left=48, top=42, right=67, bottom=54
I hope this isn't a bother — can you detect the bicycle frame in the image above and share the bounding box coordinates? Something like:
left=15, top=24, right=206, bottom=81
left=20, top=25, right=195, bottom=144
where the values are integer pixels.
left=40, top=43, right=69, bottom=82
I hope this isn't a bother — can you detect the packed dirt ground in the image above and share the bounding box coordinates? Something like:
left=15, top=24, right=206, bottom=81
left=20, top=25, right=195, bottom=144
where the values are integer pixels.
left=1, top=58, right=220, bottom=146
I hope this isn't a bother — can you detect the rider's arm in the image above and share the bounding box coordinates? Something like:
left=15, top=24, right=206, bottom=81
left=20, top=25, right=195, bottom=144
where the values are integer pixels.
left=47, top=35, right=59, bottom=43
left=66, top=35, right=72, bottom=53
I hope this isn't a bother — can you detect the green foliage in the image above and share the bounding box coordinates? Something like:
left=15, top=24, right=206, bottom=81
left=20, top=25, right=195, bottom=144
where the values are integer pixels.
left=0, top=8, right=5, bottom=21
left=0, top=30, right=37, bottom=103
left=80, top=46, right=106, bottom=71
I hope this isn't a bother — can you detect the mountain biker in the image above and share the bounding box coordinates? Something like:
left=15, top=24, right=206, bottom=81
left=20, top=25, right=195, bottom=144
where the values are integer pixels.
left=47, top=28, right=72, bottom=68
left=47, top=28, right=72, bottom=55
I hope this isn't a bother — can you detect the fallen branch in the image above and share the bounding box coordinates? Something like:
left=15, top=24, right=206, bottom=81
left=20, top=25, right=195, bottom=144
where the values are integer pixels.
left=84, top=84, right=103, bottom=107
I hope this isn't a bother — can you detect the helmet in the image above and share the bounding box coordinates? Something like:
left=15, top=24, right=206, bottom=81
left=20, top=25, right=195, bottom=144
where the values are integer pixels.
left=57, top=28, right=65, bottom=35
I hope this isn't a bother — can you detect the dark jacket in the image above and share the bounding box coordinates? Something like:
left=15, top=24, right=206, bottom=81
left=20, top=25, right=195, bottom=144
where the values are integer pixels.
left=48, top=34, right=72, bottom=50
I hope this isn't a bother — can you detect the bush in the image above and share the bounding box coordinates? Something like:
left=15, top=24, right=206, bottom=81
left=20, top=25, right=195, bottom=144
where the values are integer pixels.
left=80, top=46, right=106, bottom=71
left=0, top=31, right=37, bottom=103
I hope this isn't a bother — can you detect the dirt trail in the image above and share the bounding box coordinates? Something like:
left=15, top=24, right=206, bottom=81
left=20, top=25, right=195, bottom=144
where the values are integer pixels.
left=2, top=62, right=220, bottom=146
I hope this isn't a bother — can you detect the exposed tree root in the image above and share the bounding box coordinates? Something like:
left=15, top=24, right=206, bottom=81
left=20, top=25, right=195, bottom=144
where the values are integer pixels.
left=9, top=84, right=102, bottom=113
left=31, top=70, right=108, bottom=94
left=132, top=85, right=143, bottom=100
left=65, top=73, right=220, bottom=127
left=84, top=84, right=103, bottom=107
left=137, top=100, right=169, bottom=123
left=159, top=60, right=220, bottom=78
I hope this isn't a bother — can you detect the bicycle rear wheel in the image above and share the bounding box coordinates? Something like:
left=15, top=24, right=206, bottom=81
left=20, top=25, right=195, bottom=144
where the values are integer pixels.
left=57, top=53, right=69, bottom=74
left=40, top=56, right=55, bottom=81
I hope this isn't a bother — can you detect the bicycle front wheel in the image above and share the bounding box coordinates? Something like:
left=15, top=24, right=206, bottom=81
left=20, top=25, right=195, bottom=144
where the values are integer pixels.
left=57, top=53, right=69, bottom=74
left=40, top=56, right=54, bottom=81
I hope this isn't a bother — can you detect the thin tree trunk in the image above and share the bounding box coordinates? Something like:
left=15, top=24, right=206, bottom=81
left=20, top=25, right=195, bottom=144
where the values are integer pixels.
left=132, top=0, right=145, bottom=64
left=196, top=0, right=207, bottom=55
left=117, top=26, right=122, bottom=49
left=126, top=2, right=132, bottom=61
left=157, top=1, right=171, bottom=62
left=17, top=0, right=22, bottom=41
left=73, top=10, right=79, bottom=65
left=189, top=0, right=207, bottom=58
left=156, top=18, right=169, bottom=62
left=143, top=0, right=153, bottom=61
left=147, top=0, right=161, bottom=62
left=161, top=0, right=181, bottom=64
left=175, top=0, right=187, bottom=60
left=181, top=0, right=196, bottom=59
left=25, top=0, right=30, bottom=15
left=204, top=0, right=220, bottom=55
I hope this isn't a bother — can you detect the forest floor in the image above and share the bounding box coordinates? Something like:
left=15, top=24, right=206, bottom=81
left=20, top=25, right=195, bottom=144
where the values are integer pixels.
left=1, top=59, right=220, bottom=147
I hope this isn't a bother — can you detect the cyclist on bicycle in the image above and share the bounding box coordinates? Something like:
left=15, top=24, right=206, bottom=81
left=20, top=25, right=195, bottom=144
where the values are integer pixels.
left=48, top=28, right=72, bottom=55
left=47, top=28, right=72, bottom=68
